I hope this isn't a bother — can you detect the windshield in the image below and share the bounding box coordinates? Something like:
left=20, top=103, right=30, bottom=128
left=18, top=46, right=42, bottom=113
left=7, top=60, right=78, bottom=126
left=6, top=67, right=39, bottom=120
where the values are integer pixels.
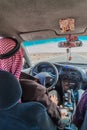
left=23, top=36, right=87, bottom=65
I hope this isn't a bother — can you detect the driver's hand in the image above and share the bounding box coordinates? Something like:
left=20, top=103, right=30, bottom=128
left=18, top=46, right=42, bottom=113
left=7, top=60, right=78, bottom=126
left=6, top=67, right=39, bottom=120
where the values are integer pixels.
left=49, top=94, right=58, bottom=105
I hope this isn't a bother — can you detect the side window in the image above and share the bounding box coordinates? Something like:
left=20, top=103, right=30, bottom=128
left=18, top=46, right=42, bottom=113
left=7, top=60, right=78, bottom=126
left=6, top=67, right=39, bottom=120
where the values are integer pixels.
left=23, top=57, right=30, bottom=69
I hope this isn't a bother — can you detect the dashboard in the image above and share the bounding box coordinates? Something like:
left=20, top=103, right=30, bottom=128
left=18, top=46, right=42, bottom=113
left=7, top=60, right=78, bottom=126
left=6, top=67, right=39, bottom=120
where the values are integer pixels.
left=29, top=61, right=87, bottom=90
left=37, top=64, right=55, bottom=74
left=33, top=63, right=83, bottom=81
left=54, top=64, right=82, bottom=82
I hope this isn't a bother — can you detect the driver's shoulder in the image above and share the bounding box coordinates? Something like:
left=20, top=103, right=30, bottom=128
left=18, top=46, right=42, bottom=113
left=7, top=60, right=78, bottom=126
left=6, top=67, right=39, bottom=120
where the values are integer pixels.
left=20, top=78, right=47, bottom=96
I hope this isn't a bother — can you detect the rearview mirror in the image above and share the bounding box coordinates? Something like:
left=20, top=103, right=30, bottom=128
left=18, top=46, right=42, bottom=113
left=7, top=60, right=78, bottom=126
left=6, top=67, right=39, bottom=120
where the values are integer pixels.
left=58, top=34, right=83, bottom=48
left=58, top=40, right=83, bottom=48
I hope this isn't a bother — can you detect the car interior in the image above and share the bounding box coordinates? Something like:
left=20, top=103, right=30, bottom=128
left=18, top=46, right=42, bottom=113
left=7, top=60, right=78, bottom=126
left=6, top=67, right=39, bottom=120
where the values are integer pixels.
left=0, top=0, right=87, bottom=130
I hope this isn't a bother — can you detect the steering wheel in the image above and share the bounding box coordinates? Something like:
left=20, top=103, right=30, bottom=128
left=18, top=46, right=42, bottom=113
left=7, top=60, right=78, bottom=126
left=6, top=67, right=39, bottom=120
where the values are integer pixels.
left=30, top=61, right=59, bottom=88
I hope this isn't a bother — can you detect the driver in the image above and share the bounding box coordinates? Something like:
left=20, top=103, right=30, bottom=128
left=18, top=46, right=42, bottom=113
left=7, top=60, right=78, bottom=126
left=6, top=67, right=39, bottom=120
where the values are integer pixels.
left=0, top=37, right=65, bottom=130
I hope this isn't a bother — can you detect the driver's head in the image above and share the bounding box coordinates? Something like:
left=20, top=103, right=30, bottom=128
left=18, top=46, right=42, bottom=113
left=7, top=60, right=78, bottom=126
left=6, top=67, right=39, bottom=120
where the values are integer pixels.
left=0, top=38, right=24, bottom=79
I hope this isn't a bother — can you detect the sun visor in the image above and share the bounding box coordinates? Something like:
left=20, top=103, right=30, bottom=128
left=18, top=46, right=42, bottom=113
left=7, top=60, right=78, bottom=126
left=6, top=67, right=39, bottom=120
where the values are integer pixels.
left=20, top=30, right=58, bottom=41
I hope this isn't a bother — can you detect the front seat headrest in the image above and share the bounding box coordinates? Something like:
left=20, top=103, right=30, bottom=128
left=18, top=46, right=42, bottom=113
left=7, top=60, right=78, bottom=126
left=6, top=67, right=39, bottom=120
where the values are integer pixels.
left=0, top=70, right=22, bottom=110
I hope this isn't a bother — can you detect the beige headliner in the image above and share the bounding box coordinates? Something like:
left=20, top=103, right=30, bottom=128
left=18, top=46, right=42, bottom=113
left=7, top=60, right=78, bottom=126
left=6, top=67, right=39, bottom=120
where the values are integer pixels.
left=0, top=0, right=87, bottom=41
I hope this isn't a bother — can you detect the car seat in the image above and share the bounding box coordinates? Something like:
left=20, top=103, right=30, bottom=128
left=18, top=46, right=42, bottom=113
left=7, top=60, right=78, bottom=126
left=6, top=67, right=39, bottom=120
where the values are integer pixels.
left=0, top=70, right=57, bottom=130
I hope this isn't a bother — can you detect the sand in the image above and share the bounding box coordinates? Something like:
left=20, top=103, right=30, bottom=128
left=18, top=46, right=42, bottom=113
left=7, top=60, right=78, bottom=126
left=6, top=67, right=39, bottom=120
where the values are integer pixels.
left=30, top=53, right=64, bottom=62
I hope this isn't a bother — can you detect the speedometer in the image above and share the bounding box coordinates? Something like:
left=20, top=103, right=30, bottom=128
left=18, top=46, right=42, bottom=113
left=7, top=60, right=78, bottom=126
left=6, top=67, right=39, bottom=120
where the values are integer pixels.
left=47, top=67, right=54, bottom=74
left=41, top=67, right=46, bottom=72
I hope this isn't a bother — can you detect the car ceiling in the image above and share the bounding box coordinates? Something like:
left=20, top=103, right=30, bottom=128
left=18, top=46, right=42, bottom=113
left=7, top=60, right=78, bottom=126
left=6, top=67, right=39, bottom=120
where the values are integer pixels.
left=0, top=0, right=87, bottom=41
